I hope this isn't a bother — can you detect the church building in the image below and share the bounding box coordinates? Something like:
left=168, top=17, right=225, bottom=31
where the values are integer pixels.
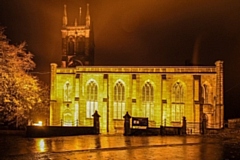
left=50, top=4, right=224, bottom=134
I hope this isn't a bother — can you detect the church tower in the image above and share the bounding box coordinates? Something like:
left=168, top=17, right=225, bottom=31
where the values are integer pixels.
left=61, top=4, right=94, bottom=67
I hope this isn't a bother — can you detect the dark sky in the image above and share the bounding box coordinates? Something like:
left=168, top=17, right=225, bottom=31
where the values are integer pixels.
left=0, top=0, right=240, bottom=119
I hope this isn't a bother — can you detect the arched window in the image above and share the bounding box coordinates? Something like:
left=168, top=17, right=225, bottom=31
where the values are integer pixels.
left=63, top=81, right=72, bottom=102
left=86, top=80, right=98, bottom=118
left=202, top=84, right=212, bottom=104
left=63, top=104, right=72, bottom=126
left=171, top=82, right=184, bottom=122
left=142, top=82, right=154, bottom=119
left=113, top=81, right=125, bottom=119
left=76, top=37, right=85, bottom=55
left=67, top=37, right=75, bottom=55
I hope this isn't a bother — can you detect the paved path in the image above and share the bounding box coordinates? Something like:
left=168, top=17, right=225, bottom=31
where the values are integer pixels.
left=0, top=134, right=239, bottom=160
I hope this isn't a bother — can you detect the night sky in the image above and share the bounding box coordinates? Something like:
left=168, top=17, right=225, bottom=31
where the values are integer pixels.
left=0, top=0, right=240, bottom=119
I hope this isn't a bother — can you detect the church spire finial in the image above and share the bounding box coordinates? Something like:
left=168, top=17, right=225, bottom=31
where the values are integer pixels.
left=79, top=7, right=82, bottom=25
left=74, top=18, right=77, bottom=26
left=63, top=4, right=68, bottom=27
left=86, top=3, right=90, bottom=28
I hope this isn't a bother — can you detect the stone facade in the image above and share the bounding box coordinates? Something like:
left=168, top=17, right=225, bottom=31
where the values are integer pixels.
left=50, top=63, right=224, bottom=134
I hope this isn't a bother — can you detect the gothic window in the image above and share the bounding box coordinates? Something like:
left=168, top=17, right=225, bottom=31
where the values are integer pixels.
left=113, top=81, right=125, bottom=119
left=202, top=84, right=211, bottom=104
left=86, top=80, right=98, bottom=118
left=64, top=81, right=72, bottom=102
left=142, top=82, right=154, bottom=119
left=76, top=37, right=85, bottom=55
left=171, top=82, right=184, bottom=122
left=68, top=37, right=75, bottom=55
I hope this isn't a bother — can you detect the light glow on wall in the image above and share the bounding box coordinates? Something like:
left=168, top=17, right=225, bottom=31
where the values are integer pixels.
left=33, top=121, right=43, bottom=126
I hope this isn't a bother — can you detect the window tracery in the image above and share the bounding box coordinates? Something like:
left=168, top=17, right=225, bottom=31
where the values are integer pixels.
left=171, top=82, right=185, bottom=122
left=86, top=80, right=98, bottom=118
left=113, top=81, right=125, bottom=119
left=142, top=81, right=154, bottom=119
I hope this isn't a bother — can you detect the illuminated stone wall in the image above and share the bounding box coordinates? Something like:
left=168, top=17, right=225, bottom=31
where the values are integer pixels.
left=50, top=61, right=224, bottom=134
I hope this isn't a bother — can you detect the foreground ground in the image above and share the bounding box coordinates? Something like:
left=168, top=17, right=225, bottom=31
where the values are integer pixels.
left=0, top=129, right=240, bottom=160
